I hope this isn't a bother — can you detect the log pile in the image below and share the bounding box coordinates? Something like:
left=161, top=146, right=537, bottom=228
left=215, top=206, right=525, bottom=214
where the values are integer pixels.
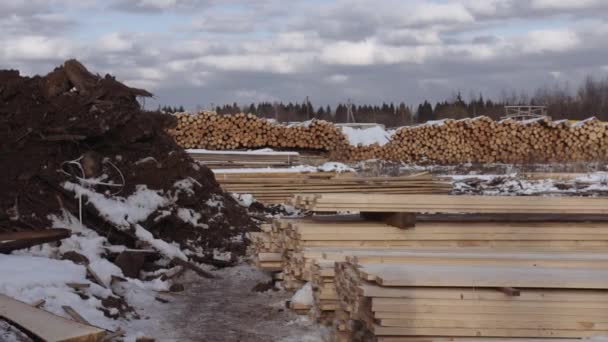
left=215, top=171, right=450, bottom=204
left=169, top=112, right=348, bottom=150
left=168, top=113, right=608, bottom=164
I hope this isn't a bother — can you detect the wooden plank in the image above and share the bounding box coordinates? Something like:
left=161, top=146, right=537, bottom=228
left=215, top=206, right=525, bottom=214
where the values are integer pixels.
left=0, top=294, right=105, bottom=342
left=370, top=325, right=605, bottom=338
left=359, top=285, right=608, bottom=302
left=360, top=263, right=608, bottom=288
left=377, top=318, right=608, bottom=330
left=376, top=338, right=582, bottom=342
left=372, top=298, right=608, bottom=310
left=298, top=194, right=608, bottom=214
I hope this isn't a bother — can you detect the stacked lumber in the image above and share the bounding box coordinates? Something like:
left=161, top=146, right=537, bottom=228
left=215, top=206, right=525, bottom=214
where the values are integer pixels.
left=248, top=214, right=608, bottom=327
left=215, top=172, right=450, bottom=204
left=169, top=112, right=348, bottom=150
left=248, top=224, right=283, bottom=272
left=293, top=193, right=608, bottom=214
left=334, top=259, right=608, bottom=341
left=169, top=113, right=608, bottom=163
left=187, top=149, right=300, bottom=169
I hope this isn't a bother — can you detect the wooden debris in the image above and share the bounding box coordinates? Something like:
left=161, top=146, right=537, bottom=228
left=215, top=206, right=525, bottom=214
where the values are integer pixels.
left=0, top=228, right=71, bottom=254
left=31, top=299, right=45, bottom=308
left=171, top=257, right=215, bottom=279
left=66, top=283, right=91, bottom=290
left=62, top=305, right=91, bottom=325
left=86, top=265, right=108, bottom=289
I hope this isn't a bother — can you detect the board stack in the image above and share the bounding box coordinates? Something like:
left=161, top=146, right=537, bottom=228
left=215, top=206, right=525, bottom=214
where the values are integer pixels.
left=334, top=252, right=608, bottom=341
left=217, top=172, right=450, bottom=204
left=248, top=224, right=283, bottom=272
left=187, top=149, right=300, bottom=169
left=293, top=193, right=608, bottom=214
left=250, top=194, right=608, bottom=341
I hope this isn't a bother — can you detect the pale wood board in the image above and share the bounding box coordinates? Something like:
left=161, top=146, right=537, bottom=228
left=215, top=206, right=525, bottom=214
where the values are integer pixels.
left=360, top=263, right=608, bottom=288
left=0, top=294, right=106, bottom=342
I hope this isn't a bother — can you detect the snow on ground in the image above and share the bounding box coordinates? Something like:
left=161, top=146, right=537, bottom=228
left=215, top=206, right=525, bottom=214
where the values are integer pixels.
left=0, top=320, right=31, bottom=342
left=291, top=282, right=313, bottom=306
left=134, top=265, right=329, bottom=342
left=341, top=126, right=393, bottom=146
left=448, top=171, right=608, bottom=196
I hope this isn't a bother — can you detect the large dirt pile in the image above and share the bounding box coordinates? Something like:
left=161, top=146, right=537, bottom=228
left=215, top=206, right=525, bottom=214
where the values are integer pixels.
left=0, top=60, right=256, bottom=263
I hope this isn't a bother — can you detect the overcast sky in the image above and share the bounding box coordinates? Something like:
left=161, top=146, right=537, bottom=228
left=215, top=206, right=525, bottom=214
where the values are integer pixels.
left=2, top=0, right=608, bottom=109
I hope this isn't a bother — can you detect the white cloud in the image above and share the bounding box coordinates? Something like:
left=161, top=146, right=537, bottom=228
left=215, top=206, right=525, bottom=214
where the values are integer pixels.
left=2, top=36, right=75, bottom=61
left=398, top=2, right=474, bottom=26
left=199, top=53, right=312, bottom=74
left=326, top=74, right=348, bottom=84
left=523, top=29, right=580, bottom=53
left=320, top=40, right=432, bottom=66
left=98, top=33, right=135, bottom=52
left=530, top=0, right=603, bottom=10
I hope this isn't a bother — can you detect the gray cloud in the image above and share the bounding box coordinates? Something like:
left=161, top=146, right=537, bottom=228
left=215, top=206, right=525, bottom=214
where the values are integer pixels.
left=2, top=0, right=608, bottom=110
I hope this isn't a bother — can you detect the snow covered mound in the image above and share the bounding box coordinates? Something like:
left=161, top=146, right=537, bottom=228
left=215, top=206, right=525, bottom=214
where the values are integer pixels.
left=341, top=126, right=392, bottom=146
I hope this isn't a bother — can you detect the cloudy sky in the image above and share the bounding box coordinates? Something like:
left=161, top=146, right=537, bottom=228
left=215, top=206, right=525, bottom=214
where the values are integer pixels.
left=2, top=0, right=608, bottom=109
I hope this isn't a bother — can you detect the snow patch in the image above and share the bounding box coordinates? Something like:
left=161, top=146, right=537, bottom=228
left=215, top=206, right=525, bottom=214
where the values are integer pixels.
left=341, top=126, right=392, bottom=146
left=291, top=282, right=313, bottom=306
left=231, top=193, right=255, bottom=207
left=318, top=162, right=354, bottom=173
left=63, top=182, right=169, bottom=229
left=134, top=224, right=187, bottom=260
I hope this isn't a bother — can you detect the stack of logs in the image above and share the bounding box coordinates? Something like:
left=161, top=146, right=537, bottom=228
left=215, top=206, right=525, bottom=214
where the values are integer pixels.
left=169, top=112, right=348, bottom=151
left=168, top=112, right=608, bottom=164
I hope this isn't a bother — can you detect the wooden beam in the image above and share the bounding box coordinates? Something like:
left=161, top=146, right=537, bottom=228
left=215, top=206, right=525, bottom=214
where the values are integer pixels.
left=0, top=229, right=71, bottom=254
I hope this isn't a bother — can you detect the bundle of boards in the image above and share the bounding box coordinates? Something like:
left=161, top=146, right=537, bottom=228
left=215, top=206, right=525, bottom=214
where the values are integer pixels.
left=216, top=172, right=450, bottom=204
left=187, top=149, right=301, bottom=169
left=248, top=194, right=608, bottom=341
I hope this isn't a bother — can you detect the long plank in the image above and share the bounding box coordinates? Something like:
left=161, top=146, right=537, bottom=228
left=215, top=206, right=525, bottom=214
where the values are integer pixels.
left=370, top=325, right=605, bottom=338
left=299, top=194, right=608, bottom=214
left=359, top=285, right=608, bottom=301
left=0, top=294, right=106, bottom=342
left=360, top=263, right=608, bottom=288
left=376, top=338, right=583, bottom=342
left=377, top=319, right=608, bottom=330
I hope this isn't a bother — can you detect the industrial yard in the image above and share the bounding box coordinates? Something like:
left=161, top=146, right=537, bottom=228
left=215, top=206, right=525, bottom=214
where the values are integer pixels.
left=0, top=59, right=607, bottom=342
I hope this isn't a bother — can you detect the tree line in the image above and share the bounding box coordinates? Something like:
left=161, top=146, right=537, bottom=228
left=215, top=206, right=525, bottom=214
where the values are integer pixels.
left=161, top=76, right=608, bottom=126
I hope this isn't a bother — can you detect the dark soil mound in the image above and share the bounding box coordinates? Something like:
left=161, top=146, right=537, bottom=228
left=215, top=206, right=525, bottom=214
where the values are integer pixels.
left=0, top=60, right=256, bottom=262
